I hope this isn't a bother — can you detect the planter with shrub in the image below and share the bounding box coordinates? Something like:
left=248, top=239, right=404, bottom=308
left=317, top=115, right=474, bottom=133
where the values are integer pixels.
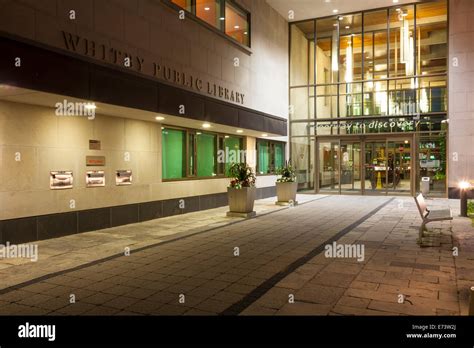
left=226, top=163, right=257, bottom=218
left=276, top=161, right=298, bottom=205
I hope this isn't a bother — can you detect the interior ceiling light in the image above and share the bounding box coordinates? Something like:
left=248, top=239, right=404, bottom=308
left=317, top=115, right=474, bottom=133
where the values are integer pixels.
left=399, top=11, right=414, bottom=77
left=236, top=129, right=243, bottom=133
left=261, top=133, right=268, bottom=137
left=234, top=25, right=240, bottom=29
left=155, top=116, right=165, bottom=121
left=204, top=6, right=210, bottom=11
left=219, top=17, right=225, bottom=20
left=202, top=123, right=211, bottom=128
left=333, top=9, right=339, bottom=13
left=345, top=41, right=353, bottom=83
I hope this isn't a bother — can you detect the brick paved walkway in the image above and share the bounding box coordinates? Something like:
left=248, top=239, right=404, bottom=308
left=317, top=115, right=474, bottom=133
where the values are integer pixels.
left=0, top=195, right=472, bottom=316
left=0, top=194, right=320, bottom=289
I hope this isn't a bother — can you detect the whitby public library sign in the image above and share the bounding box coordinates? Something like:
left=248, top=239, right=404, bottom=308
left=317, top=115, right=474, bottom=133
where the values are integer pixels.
left=61, top=31, right=245, bottom=105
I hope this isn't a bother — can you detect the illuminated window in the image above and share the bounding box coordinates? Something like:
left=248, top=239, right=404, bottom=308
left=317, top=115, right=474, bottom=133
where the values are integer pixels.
left=257, top=140, right=286, bottom=175
left=167, top=0, right=250, bottom=47
left=171, top=0, right=192, bottom=12
left=162, top=127, right=243, bottom=181
left=223, top=136, right=243, bottom=176
left=196, top=0, right=223, bottom=30
left=197, top=132, right=217, bottom=177
left=225, top=2, right=249, bottom=46
left=162, top=128, right=186, bottom=180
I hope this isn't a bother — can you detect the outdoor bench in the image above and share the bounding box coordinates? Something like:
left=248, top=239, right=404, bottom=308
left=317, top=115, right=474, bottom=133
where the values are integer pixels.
left=414, top=193, right=453, bottom=246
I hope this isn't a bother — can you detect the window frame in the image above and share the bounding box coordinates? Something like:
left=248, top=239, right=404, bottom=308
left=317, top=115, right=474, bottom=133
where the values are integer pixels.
left=256, top=139, right=286, bottom=176
left=164, top=0, right=251, bottom=51
left=162, top=125, right=245, bottom=182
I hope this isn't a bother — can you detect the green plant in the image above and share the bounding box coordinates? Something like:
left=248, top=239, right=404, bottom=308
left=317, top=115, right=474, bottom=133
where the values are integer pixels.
left=276, top=161, right=296, bottom=183
left=433, top=171, right=446, bottom=181
left=468, top=200, right=474, bottom=227
left=228, top=163, right=256, bottom=189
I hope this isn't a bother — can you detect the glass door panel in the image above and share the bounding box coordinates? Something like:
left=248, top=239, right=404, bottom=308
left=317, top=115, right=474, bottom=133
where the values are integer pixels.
left=364, top=142, right=387, bottom=194
left=318, top=141, right=340, bottom=193
left=340, top=142, right=362, bottom=194
left=387, top=139, right=411, bottom=194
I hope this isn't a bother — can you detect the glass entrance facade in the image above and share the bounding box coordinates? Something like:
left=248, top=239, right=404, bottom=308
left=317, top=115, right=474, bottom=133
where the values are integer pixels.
left=289, top=0, right=448, bottom=196
left=317, top=137, right=413, bottom=195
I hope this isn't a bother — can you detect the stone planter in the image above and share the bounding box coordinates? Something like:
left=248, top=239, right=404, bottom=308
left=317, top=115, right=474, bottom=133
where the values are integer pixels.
left=227, top=186, right=256, bottom=218
left=276, top=181, right=298, bottom=205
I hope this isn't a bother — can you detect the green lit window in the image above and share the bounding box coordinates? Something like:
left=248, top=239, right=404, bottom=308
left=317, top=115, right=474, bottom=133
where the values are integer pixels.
left=188, top=132, right=196, bottom=176
left=162, top=127, right=243, bottom=180
left=258, top=141, right=270, bottom=174
left=275, top=142, right=285, bottom=169
left=224, top=136, right=243, bottom=176
left=162, top=128, right=186, bottom=179
left=257, top=140, right=286, bottom=175
left=197, top=132, right=217, bottom=177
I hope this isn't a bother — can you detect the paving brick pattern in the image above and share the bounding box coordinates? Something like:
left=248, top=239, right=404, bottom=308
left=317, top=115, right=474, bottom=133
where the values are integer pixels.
left=0, top=195, right=319, bottom=289
left=0, top=195, right=471, bottom=316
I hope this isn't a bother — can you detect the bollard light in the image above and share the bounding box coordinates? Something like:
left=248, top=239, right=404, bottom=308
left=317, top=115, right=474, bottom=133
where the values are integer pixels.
left=459, top=181, right=470, bottom=217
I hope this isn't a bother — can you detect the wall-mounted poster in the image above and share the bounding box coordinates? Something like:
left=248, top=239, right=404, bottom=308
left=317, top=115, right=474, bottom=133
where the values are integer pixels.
left=86, top=171, right=105, bottom=187
left=50, top=171, right=73, bottom=189
left=116, top=170, right=132, bottom=186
